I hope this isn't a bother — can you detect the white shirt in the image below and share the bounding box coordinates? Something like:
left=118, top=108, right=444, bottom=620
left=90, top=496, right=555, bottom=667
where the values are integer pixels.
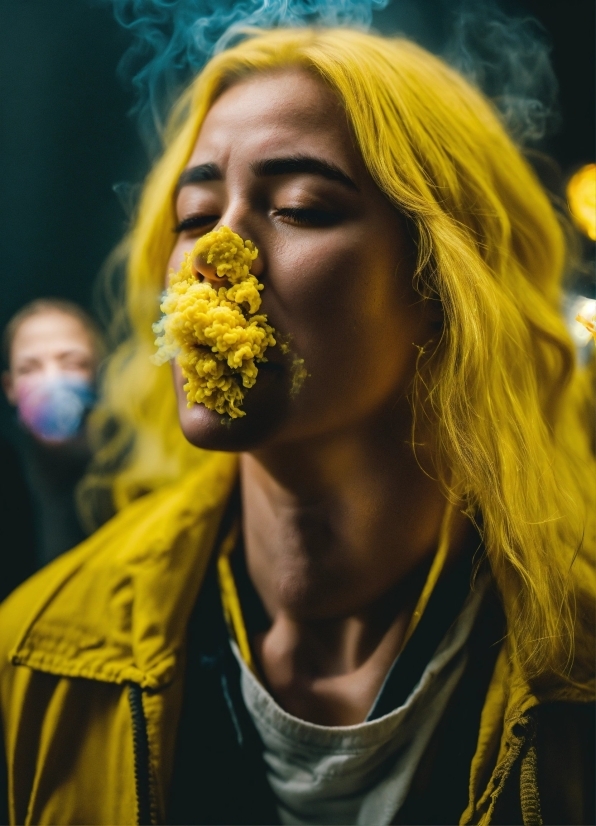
left=230, top=576, right=488, bottom=826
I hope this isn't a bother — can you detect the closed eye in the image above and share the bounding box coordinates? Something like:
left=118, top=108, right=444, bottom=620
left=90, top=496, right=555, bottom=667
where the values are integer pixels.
left=173, top=214, right=219, bottom=234
left=274, top=207, right=341, bottom=227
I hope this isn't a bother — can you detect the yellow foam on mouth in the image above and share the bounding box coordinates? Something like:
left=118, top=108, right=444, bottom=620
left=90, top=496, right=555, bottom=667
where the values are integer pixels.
left=153, top=226, right=276, bottom=418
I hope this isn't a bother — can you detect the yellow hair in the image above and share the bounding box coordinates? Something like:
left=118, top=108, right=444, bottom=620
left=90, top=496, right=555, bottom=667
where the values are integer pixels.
left=82, top=28, right=595, bottom=687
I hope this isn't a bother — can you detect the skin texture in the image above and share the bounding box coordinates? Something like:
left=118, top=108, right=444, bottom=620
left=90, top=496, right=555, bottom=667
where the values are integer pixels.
left=170, top=69, right=470, bottom=725
left=3, top=311, right=97, bottom=406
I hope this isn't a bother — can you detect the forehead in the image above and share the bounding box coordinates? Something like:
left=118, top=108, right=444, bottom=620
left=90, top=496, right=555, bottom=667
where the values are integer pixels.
left=187, top=68, right=358, bottom=170
left=11, top=311, right=93, bottom=356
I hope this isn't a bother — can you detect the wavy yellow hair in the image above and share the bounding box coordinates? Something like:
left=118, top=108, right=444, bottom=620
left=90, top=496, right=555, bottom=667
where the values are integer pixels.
left=82, top=28, right=595, bottom=687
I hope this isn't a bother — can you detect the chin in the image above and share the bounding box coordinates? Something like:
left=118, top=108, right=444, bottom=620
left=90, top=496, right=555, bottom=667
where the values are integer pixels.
left=176, top=363, right=291, bottom=452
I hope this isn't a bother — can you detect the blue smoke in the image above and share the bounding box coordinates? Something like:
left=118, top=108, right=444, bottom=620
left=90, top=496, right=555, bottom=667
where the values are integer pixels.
left=100, top=0, right=559, bottom=154
left=443, top=2, right=559, bottom=144
left=100, top=0, right=389, bottom=149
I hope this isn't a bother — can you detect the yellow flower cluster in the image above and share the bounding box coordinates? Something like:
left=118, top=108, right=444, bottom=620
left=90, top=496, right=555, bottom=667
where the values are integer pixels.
left=153, top=226, right=276, bottom=418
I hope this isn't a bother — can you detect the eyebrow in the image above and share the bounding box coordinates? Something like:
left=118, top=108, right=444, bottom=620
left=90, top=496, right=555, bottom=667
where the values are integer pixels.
left=175, top=163, right=222, bottom=194
left=175, top=155, right=358, bottom=195
left=251, top=156, right=358, bottom=190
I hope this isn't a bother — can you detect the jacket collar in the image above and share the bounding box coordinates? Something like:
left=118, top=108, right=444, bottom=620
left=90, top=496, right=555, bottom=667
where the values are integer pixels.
left=10, top=452, right=238, bottom=690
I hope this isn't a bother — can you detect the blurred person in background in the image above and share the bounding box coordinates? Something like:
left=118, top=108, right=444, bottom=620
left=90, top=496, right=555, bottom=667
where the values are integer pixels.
left=2, top=299, right=104, bottom=571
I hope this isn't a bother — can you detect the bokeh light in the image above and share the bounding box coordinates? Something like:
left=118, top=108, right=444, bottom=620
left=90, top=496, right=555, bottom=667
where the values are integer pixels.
left=567, top=163, right=596, bottom=241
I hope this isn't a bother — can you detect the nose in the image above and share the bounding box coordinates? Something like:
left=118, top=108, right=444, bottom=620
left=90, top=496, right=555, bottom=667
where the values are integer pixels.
left=43, top=363, right=64, bottom=380
left=250, top=253, right=264, bottom=278
left=191, top=251, right=264, bottom=284
left=191, top=221, right=264, bottom=285
left=191, top=255, right=223, bottom=285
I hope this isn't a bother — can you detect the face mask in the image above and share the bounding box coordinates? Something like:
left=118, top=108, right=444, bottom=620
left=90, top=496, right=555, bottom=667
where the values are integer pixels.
left=16, top=374, right=96, bottom=443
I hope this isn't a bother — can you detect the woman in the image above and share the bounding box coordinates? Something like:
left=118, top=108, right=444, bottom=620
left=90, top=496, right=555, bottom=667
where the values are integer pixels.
left=1, top=28, right=594, bottom=826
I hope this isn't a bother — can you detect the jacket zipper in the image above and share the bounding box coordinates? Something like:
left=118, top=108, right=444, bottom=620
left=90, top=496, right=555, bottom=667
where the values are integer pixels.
left=128, top=683, right=154, bottom=825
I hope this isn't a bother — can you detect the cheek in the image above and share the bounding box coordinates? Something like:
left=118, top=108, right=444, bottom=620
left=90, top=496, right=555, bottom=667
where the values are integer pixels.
left=13, top=372, right=44, bottom=393
left=264, top=230, right=424, bottom=419
left=12, top=376, right=33, bottom=401
left=165, top=240, right=193, bottom=284
left=268, top=231, right=416, bottom=357
left=69, top=366, right=95, bottom=384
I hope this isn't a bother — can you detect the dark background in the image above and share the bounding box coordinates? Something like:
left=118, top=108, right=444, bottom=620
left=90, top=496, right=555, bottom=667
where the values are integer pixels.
left=0, top=0, right=594, bottom=434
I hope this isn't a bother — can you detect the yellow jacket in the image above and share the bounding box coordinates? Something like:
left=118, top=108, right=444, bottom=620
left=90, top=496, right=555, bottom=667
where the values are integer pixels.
left=0, top=452, right=593, bottom=825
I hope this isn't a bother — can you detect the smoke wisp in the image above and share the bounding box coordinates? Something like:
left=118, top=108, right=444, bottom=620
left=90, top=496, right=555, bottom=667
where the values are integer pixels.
left=98, top=0, right=389, bottom=149
left=443, top=1, right=559, bottom=145
left=99, top=0, right=560, bottom=155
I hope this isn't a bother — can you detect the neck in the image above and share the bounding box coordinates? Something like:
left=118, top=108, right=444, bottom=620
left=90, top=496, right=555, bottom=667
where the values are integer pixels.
left=239, top=401, right=470, bottom=724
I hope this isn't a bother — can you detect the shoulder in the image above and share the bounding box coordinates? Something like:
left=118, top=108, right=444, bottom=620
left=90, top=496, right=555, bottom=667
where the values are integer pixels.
left=0, top=543, right=90, bottom=675
left=0, top=453, right=237, bottom=691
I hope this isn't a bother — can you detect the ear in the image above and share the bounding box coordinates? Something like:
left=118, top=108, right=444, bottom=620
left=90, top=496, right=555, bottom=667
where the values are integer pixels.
left=2, top=371, right=16, bottom=405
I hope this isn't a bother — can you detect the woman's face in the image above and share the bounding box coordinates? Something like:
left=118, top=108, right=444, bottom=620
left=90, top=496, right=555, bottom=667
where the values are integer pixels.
left=169, top=68, right=435, bottom=451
